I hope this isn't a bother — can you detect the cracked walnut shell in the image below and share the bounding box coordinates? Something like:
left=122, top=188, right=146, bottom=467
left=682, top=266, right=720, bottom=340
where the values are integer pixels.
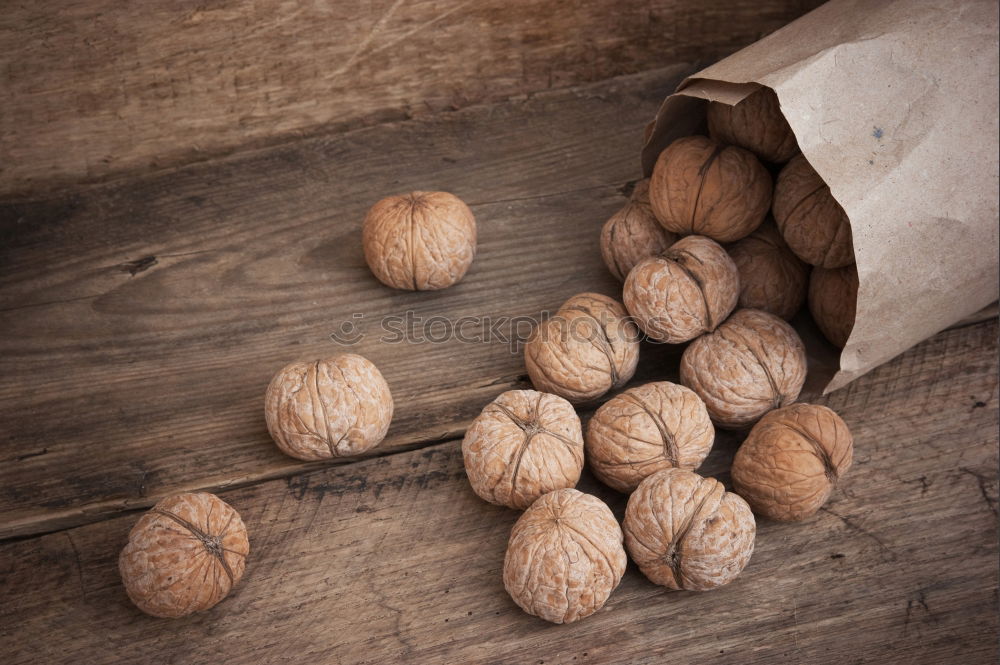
left=586, top=381, right=714, bottom=493
left=728, top=220, right=809, bottom=320
left=707, top=87, right=799, bottom=164
left=265, top=354, right=394, bottom=461
left=773, top=154, right=854, bottom=268
left=362, top=190, right=477, bottom=290
left=809, top=264, right=858, bottom=348
left=623, top=235, right=739, bottom=343
left=462, top=390, right=584, bottom=509
left=503, top=488, right=626, bottom=623
left=600, top=180, right=677, bottom=282
left=648, top=135, right=772, bottom=243
left=119, top=492, right=249, bottom=618
left=623, top=469, right=755, bottom=591
left=732, top=403, right=853, bottom=521
left=680, top=309, right=807, bottom=429
left=525, top=293, right=640, bottom=403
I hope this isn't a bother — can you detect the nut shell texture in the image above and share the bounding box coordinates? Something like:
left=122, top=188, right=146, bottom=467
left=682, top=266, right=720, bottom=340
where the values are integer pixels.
left=680, top=309, right=807, bottom=429
left=525, top=293, right=640, bottom=403
left=462, top=390, right=584, bottom=509
left=729, top=220, right=808, bottom=320
left=362, top=190, right=477, bottom=290
left=732, top=404, right=853, bottom=521
left=119, top=492, right=249, bottom=618
left=623, top=469, right=755, bottom=591
left=586, top=382, right=714, bottom=493
left=265, top=354, right=394, bottom=461
left=649, top=135, right=772, bottom=243
left=503, top=488, right=626, bottom=623
left=600, top=180, right=677, bottom=282
left=809, top=264, right=859, bottom=348
left=773, top=155, right=854, bottom=268
left=707, top=87, right=799, bottom=164
left=623, top=235, right=739, bottom=343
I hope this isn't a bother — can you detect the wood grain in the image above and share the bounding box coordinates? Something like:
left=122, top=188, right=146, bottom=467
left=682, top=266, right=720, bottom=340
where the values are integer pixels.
left=1, top=319, right=996, bottom=664
left=0, top=67, right=694, bottom=539
left=0, top=0, right=824, bottom=198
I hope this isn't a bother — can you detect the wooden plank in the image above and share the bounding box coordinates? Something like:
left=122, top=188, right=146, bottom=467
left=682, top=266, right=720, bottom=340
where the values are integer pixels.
left=1, top=320, right=996, bottom=664
left=0, top=67, right=698, bottom=539
left=0, top=0, right=824, bottom=198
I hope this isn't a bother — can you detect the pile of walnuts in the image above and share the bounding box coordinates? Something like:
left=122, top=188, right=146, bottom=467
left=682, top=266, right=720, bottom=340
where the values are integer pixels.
left=117, top=86, right=861, bottom=625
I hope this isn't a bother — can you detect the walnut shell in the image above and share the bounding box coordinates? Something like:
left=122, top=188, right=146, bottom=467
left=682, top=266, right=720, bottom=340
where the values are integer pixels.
left=623, top=469, right=755, bottom=591
left=623, top=235, right=739, bottom=343
left=525, top=293, right=640, bottom=403
left=728, top=220, right=809, bottom=320
left=265, top=354, right=394, bottom=461
left=462, top=390, right=584, bottom=509
left=648, top=135, right=772, bottom=243
left=503, top=488, right=626, bottom=623
left=707, top=87, right=799, bottom=164
left=680, top=309, right=807, bottom=429
left=600, top=180, right=678, bottom=282
left=809, top=264, right=858, bottom=348
left=119, top=492, right=249, bottom=618
left=362, top=191, right=477, bottom=290
left=732, top=403, right=853, bottom=521
left=773, top=155, right=854, bottom=268
left=586, top=381, right=715, bottom=493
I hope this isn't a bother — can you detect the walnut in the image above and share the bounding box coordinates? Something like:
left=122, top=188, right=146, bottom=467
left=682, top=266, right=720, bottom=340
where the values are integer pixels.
left=525, top=293, right=640, bottom=403
left=772, top=155, right=854, bottom=268
left=586, top=381, right=715, bottom=493
left=623, top=235, right=739, bottom=343
left=623, top=469, right=755, bottom=591
left=648, top=135, right=772, bottom=243
left=362, top=191, right=477, bottom=290
left=600, top=180, right=677, bottom=282
left=680, top=309, right=807, bottom=429
left=265, top=354, right=394, bottom=461
left=809, top=264, right=858, bottom=348
left=707, top=87, right=799, bottom=164
left=728, top=220, right=809, bottom=320
left=462, top=390, right=584, bottom=509
left=732, top=403, right=853, bottom=521
left=503, top=488, right=626, bottom=623
left=119, top=492, right=249, bottom=618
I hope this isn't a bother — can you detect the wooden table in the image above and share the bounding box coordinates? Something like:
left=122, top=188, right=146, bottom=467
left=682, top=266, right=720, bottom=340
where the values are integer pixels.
left=1, top=66, right=997, bottom=664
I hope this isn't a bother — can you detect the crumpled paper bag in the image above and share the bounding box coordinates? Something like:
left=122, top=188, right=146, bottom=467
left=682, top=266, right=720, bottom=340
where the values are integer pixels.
left=642, top=0, right=999, bottom=392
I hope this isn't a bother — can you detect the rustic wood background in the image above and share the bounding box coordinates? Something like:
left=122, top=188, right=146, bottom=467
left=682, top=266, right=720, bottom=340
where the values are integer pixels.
left=0, top=0, right=821, bottom=198
left=1, top=1, right=996, bottom=663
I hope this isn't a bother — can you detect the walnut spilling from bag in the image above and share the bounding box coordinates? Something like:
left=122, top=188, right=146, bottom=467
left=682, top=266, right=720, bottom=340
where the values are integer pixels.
left=680, top=309, right=807, bottom=429
left=504, top=488, right=626, bottom=623
left=623, top=468, right=755, bottom=591
left=119, top=492, right=249, bottom=618
left=728, top=220, right=809, bottom=320
left=462, top=390, right=584, bottom=509
left=648, top=135, right=772, bottom=243
left=265, top=354, right=394, bottom=460
left=362, top=190, right=477, bottom=290
left=732, top=403, right=854, bottom=521
left=525, top=292, right=640, bottom=403
left=601, top=179, right=677, bottom=282
left=623, top=235, right=739, bottom=344
left=707, top=87, right=799, bottom=164
left=809, top=263, right=859, bottom=348
left=773, top=155, right=854, bottom=268
left=586, top=381, right=715, bottom=493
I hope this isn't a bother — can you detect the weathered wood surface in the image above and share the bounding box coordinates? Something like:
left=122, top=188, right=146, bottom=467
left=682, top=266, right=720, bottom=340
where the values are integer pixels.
left=1, top=319, right=996, bottom=664
left=0, top=67, right=699, bottom=539
left=0, top=0, right=823, bottom=198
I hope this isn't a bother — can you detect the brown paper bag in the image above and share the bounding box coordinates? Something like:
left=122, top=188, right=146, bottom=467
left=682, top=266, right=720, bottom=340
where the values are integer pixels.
left=643, top=0, right=999, bottom=393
